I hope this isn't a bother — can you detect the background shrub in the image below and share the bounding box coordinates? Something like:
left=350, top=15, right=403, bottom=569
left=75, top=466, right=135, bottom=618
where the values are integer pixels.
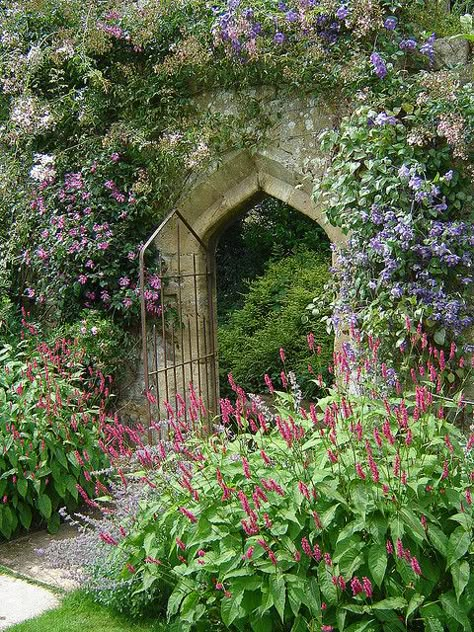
left=216, top=198, right=331, bottom=319
left=218, top=248, right=333, bottom=399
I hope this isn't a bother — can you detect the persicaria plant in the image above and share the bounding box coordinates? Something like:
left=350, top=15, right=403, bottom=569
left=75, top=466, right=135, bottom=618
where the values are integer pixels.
left=59, top=334, right=474, bottom=631
left=0, top=313, right=117, bottom=538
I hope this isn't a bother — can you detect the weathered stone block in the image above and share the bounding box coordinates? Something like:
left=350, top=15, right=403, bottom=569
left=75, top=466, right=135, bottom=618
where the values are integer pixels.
left=433, top=37, right=470, bottom=70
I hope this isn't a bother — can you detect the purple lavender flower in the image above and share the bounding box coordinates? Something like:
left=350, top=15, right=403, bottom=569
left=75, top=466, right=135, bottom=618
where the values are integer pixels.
left=420, top=33, right=436, bottom=64
left=274, top=32, right=286, bottom=44
left=390, top=285, right=403, bottom=299
left=370, top=52, right=387, bottom=79
left=374, top=112, right=398, bottom=126
left=398, top=164, right=410, bottom=179
left=285, top=10, right=298, bottom=23
left=384, top=17, right=397, bottom=31
left=444, top=170, right=454, bottom=182
left=409, top=175, right=423, bottom=191
left=399, top=39, right=417, bottom=51
left=336, top=5, right=349, bottom=20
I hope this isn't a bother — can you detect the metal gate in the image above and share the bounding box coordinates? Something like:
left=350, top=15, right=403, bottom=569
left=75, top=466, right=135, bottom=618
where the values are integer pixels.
left=139, top=210, right=219, bottom=439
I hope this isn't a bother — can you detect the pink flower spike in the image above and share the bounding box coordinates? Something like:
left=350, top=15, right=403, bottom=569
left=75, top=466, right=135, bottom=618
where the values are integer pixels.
left=410, top=557, right=422, bottom=576
left=362, top=577, right=373, bottom=599
left=178, top=506, right=197, bottom=523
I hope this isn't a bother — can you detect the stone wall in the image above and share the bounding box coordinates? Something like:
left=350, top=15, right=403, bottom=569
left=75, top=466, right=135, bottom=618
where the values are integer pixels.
left=120, top=86, right=347, bottom=423
left=119, top=37, right=472, bottom=423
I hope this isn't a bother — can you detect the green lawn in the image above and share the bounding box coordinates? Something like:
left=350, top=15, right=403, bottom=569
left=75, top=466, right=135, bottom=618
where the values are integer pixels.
left=6, top=592, right=166, bottom=632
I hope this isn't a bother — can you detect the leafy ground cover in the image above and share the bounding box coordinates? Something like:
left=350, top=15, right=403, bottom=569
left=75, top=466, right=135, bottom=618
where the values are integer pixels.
left=5, top=591, right=166, bottom=632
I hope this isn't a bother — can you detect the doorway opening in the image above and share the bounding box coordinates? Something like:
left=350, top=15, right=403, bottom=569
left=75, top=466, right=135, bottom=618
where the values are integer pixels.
left=215, top=196, right=333, bottom=401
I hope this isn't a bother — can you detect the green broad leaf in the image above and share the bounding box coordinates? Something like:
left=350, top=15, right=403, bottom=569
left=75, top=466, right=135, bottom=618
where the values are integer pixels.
left=337, top=607, right=347, bottom=631
left=306, top=577, right=321, bottom=617
left=290, top=616, right=308, bottom=632
left=318, top=564, right=338, bottom=606
left=167, top=583, right=187, bottom=618
left=434, top=329, right=446, bottom=346
left=16, top=477, right=28, bottom=498
left=406, top=593, right=425, bottom=621
left=451, top=560, right=470, bottom=602
left=251, top=615, right=273, bottom=632
left=55, top=449, right=68, bottom=470
left=447, top=527, right=470, bottom=568
left=17, top=502, right=32, bottom=530
left=269, top=575, right=286, bottom=622
left=371, top=598, right=407, bottom=611
left=440, top=592, right=472, bottom=631
left=287, top=584, right=303, bottom=618
left=47, top=512, right=60, bottom=534
left=344, top=621, right=378, bottom=632
left=257, top=586, right=273, bottom=616
left=321, top=503, right=339, bottom=528
left=221, top=592, right=243, bottom=627
left=368, top=544, right=387, bottom=588
left=37, top=494, right=52, bottom=520
left=180, top=592, right=200, bottom=623
left=399, top=508, right=426, bottom=542
left=424, top=619, right=444, bottom=632
left=449, top=513, right=473, bottom=530
left=427, top=524, right=448, bottom=558
left=144, top=532, right=156, bottom=556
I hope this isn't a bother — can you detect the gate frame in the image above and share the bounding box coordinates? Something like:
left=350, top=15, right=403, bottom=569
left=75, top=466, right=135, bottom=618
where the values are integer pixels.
left=139, top=209, right=219, bottom=440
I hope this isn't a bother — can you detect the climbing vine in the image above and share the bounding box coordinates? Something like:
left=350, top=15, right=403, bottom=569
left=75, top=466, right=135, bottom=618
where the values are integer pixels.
left=316, top=68, right=474, bottom=361
left=0, top=0, right=473, bottom=363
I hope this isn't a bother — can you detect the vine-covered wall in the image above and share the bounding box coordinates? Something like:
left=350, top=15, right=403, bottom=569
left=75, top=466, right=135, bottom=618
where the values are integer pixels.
left=1, top=0, right=474, bottom=388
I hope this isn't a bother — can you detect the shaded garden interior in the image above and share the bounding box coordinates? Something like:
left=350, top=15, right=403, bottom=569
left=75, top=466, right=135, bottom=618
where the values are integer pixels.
left=215, top=196, right=333, bottom=399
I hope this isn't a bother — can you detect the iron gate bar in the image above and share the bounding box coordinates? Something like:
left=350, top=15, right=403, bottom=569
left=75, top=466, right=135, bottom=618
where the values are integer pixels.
left=139, top=208, right=218, bottom=441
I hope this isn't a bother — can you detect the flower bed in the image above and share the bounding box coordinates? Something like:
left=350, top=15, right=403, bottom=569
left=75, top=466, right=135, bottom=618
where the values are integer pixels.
left=0, top=314, right=117, bottom=538
left=52, top=335, right=474, bottom=631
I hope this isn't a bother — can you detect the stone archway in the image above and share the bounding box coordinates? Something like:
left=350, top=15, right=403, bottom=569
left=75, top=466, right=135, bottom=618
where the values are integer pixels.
left=140, top=148, right=346, bottom=425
